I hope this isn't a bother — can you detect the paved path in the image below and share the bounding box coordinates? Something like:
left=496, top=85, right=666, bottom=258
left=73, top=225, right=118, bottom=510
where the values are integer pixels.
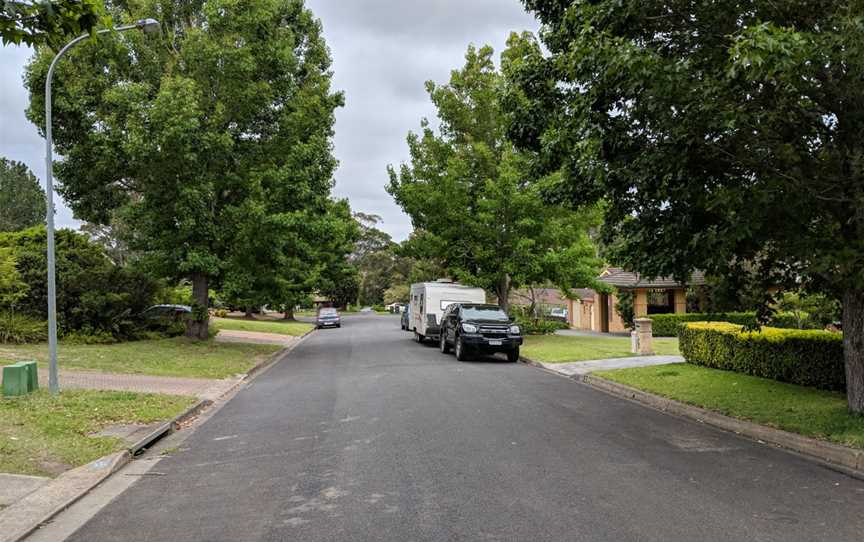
left=534, top=354, right=685, bottom=377
left=0, top=474, right=48, bottom=508
left=37, top=368, right=238, bottom=399
left=67, top=314, right=864, bottom=542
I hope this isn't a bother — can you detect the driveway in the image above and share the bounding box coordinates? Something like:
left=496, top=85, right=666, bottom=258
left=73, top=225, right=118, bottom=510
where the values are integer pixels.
left=67, top=313, right=864, bottom=541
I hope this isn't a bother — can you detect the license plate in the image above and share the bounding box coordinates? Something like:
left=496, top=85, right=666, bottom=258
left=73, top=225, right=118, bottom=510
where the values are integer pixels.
left=488, top=340, right=502, bottom=346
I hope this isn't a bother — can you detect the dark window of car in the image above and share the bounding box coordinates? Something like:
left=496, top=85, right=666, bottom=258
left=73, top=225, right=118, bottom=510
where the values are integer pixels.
left=319, top=308, right=338, bottom=316
left=461, top=306, right=509, bottom=321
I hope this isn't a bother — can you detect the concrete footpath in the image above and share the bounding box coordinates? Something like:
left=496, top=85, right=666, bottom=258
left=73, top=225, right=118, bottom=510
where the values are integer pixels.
left=527, top=354, right=685, bottom=377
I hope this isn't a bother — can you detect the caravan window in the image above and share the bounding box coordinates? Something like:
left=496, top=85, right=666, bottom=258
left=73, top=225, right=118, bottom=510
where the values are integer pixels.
left=440, top=300, right=462, bottom=311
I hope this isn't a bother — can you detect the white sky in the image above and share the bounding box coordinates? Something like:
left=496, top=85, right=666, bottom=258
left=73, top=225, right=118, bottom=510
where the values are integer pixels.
left=0, top=0, right=538, bottom=240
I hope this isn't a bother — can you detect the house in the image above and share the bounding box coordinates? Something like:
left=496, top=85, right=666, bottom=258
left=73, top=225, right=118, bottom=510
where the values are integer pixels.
left=566, top=268, right=706, bottom=333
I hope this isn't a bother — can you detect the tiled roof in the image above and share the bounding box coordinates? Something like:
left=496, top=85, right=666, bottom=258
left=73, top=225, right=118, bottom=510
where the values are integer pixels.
left=598, top=267, right=706, bottom=289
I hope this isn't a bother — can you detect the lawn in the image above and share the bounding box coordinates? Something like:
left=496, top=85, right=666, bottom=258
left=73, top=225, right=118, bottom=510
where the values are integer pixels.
left=521, top=334, right=680, bottom=363
left=211, top=316, right=314, bottom=336
left=595, top=364, right=864, bottom=450
left=0, top=337, right=281, bottom=379
left=0, top=389, right=195, bottom=477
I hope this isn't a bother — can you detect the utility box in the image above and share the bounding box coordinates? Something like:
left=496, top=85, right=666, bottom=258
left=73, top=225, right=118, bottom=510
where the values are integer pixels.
left=2, top=361, right=38, bottom=397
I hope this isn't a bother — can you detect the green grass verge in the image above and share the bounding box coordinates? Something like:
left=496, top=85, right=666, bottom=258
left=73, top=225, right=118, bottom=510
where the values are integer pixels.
left=521, top=334, right=680, bottom=363
left=595, top=364, right=864, bottom=450
left=211, top=317, right=314, bottom=336
left=0, top=337, right=281, bottom=379
left=0, top=389, right=195, bottom=477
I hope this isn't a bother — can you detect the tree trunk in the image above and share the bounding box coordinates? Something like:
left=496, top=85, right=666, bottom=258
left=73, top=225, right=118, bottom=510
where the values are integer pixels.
left=185, top=273, right=210, bottom=340
left=498, top=274, right=511, bottom=314
left=283, top=307, right=295, bottom=320
left=843, top=289, right=864, bottom=414
left=244, top=305, right=255, bottom=320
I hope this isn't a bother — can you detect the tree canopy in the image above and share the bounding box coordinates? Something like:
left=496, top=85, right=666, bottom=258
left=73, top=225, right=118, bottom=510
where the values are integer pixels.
left=508, top=0, right=864, bottom=411
left=25, top=0, right=346, bottom=338
left=1, top=0, right=105, bottom=46
left=0, top=158, right=45, bottom=233
left=388, top=45, right=601, bottom=312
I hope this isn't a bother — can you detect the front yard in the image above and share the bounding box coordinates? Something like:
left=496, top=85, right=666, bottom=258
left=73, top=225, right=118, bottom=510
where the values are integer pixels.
left=0, top=337, right=281, bottom=379
left=595, top=364, right=864, bottom=450
left=521, top=334, right=680, bottom=364
left=0, top=389, right=195, bottom=477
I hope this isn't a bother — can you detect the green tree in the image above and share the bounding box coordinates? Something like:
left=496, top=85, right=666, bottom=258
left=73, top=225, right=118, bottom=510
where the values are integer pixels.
left=508, top=1, right=864, bottom=412
left=0, top=158, right=45, bottom=232
left=350, top=213, right=401, bottom=306
left=1, top=0, right=105, bottom=46
left=25, top=0, right=343, bottom=339
left=388, top=45, right=601, bottom=313
left=0, top=248, right=28, bottom=309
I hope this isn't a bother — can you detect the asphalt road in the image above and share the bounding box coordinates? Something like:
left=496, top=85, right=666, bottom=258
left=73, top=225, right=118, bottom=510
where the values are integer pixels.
left=69, top=314, right=864, bottom=541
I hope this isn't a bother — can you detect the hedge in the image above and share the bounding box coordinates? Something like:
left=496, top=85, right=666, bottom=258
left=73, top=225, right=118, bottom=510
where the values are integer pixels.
left=649, top=313, right=757, bottom=337
left=679, top=322, right=845, bottom=391
left=649, top=312, right=821, bottom=337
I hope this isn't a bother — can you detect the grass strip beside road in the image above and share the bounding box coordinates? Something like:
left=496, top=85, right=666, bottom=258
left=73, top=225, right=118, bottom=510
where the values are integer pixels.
left=0, top=337, right=281, bottom=379
left=0, top=389, right=195, bottom=477
left=522, top=334, right=680, bottom=363
left=211, top=317, right=314, bottom=336
left=595, top=364, right=864, bottom=450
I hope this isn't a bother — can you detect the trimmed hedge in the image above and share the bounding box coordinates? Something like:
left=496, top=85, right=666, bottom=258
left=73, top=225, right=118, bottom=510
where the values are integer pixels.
left=679, top=322, right=845, bottom=391
left=649, top=312, right=821, bottom=337
left=649, top=313, right=757, bottom=337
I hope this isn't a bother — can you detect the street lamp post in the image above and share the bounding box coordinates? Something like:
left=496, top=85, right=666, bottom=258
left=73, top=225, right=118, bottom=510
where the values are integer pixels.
left=44, top=18, right=160, bottom=394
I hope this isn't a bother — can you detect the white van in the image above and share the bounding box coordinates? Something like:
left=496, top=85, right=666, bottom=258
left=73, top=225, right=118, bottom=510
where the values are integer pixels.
left=409, top=280, right=486, bottom=342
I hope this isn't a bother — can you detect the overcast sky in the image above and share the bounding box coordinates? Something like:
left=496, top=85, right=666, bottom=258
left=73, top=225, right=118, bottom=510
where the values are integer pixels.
left=0, top=0, right=538, bottom=240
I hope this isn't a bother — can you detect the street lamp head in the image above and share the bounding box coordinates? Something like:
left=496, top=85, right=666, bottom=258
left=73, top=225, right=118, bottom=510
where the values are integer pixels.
left=136, top=18, right=161, bottom=35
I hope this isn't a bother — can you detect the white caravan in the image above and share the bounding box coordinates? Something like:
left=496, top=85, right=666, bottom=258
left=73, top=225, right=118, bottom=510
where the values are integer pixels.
left=409, top=280, right=486, bottom=342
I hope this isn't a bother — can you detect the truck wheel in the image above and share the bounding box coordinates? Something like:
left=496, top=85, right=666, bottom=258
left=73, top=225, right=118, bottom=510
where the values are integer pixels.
left=507, top=347, right=520, bottom=363
left=440, top=333, right=451, bottom=354
left=455, top=337, right=469, bottom=361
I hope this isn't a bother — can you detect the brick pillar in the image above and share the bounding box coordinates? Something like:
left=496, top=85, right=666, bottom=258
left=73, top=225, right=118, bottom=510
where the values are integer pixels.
left=634, top=318, right=654, bottom=356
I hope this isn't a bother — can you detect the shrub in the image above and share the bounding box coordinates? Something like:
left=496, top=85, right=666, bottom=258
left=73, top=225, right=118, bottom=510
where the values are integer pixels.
left=649, top=312, right=823, bottom=337
left=61, top=329, right=118, bottom=345
left=213, top=308, right=229, bottom=318
left=0, top=312, right=47, bottom=344
left=649, top=313, right=757, bottom=337
left=679, top=322, right=845, bottom=391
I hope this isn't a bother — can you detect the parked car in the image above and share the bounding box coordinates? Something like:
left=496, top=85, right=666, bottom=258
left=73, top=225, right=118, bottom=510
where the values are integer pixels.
left=438, top=303, right=523, bottom=362
left=140, top=304, right=191, bottom=322
left=316, top=307, right=341, bottom=329
left=548, top=307, right=568, bottom=322
left=401, top=305, right=411, bottom=330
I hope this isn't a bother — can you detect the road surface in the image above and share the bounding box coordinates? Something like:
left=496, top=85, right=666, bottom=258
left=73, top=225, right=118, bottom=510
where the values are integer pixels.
left=68, top=313, right=864, bottom=541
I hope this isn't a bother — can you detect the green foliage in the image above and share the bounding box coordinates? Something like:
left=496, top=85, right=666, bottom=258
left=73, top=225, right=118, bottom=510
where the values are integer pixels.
left=650, top=311, right=825, bottom=337
left=383, top=283, right=409, bottom=305
left=0, top=0, right=105, bottom=47
left=388, top=45, right=602, bottom=312
left=25, top=0, right=345, bottom=338
left=0, top=158, right=45, bottom=233
left=0, top=227, right=160, bottom=339
left=679, top=322, right=845, bottom=391
left=776, top=291, right=840, bottom=328
left=0, top=248, right=28, bottom=309
left=614, top=290, right=635, bottom=330
left=0, top=313, right=48, bottom=344
left=508, top=0, right=864, bottom=410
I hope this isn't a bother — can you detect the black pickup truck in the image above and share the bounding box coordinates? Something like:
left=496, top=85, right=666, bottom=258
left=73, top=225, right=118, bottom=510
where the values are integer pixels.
left=438, top=303, right=523, bottom=362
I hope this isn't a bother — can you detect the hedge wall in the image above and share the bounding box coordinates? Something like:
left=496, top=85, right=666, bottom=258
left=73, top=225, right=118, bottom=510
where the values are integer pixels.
left=679, top=322, right=845, bottom=391
left=649, top=312, right=821, bottom=337
left=649, top=313, right=757, bottom=337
